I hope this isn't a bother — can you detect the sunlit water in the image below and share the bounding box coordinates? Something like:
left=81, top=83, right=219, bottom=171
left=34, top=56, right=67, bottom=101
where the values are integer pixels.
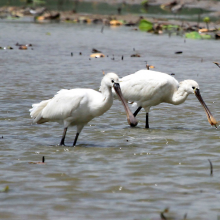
left=1, top=21, right=220, bottom=220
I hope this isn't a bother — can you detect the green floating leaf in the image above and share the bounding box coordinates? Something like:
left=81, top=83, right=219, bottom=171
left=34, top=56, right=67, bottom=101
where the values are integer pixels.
left=185, top=31, right=202, bottom=39
left=185, top=31, right=212, bottom=39
left=201, top=34, right=212, bottom=39
left=139, top=19, right=153, bottom=31
left=118, top=19, right=126, bottom=24
left=162, top=24, right=180, bottom=30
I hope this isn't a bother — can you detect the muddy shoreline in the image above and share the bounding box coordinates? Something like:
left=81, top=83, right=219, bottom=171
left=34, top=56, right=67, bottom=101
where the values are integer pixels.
left=1, top=0, right=220, bottom=34
left=80, top=0, right=220, bottom=12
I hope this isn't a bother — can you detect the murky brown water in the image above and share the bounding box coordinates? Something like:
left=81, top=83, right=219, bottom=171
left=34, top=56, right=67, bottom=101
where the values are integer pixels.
left=1, top=21, right=220, bottom=220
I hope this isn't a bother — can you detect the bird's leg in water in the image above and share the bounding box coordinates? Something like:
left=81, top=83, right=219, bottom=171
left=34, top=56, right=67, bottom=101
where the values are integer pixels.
left=133, top=106, right=142, bottom=117
left=60, top=127, right=68, bottom=146
left=145, top=113, right=149, bottom=129
left=73, top=133, right=79, bottom=146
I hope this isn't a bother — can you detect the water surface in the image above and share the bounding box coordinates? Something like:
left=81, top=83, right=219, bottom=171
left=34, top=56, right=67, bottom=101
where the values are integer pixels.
left=1, top=22, right=220, bottom=220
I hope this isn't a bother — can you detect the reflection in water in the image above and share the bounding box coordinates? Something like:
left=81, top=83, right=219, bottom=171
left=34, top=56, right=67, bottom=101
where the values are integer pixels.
left=0, top=21, right=220, bottom=220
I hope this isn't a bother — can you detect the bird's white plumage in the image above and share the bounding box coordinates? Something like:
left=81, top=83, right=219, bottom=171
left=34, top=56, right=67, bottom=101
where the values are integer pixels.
left=31, top=89, right=111, bottom=128
left=112, top=69, right=217, bottom=128
left=118, top=69, right=197, bottom=112
left=30, top=72, right=123, bottom=145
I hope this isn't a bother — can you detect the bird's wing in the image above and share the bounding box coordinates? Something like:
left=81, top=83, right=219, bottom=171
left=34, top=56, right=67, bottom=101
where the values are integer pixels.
left=119, top=71, right=170, bottom=102
left=41, top=89, right=85, bottom=120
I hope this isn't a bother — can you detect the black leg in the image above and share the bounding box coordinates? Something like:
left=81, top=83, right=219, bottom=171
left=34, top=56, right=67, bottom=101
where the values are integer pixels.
left=60, top=127, right=67, bottom=146
left=73, top=132, right=79, bottom=146
left=145, top=113, right=149, bottom=129
left=133, top=106, right=142, bottom=117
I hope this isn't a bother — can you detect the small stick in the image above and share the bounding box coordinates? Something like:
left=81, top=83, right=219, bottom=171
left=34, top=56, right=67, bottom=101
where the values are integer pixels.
left=208, top=159, right=213, bottom=176
left=101, top=25, right=104, bottom=33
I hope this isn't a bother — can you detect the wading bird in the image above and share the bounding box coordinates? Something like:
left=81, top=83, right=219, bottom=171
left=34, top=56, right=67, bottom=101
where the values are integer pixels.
left=30, top=73, right=137, bottom=146
left=116, top=69, right=217, bottom=128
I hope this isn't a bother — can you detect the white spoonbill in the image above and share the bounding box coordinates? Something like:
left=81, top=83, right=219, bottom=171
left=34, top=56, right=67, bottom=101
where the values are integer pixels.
left=30, top=73, right=138, bottom=146
left=116, top=69, right=217, bottom=128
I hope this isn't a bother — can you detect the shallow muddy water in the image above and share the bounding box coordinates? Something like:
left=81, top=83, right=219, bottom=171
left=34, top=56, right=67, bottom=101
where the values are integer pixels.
left=1, top=21, right=220, bottom=220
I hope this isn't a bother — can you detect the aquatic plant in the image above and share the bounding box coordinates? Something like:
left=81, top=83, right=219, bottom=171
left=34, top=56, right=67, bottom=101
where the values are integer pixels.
left=138, top=19, right=153, bottom=31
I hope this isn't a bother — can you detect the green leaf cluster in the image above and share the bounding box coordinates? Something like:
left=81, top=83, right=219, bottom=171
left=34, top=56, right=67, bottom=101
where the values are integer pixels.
left=185, top=31, right=212, bottom=39
left=139, top=19, right=153, bottom=31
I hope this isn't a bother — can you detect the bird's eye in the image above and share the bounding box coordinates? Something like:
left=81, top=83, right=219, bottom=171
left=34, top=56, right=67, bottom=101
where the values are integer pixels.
left=111, top=80, right=114, bottom=83
left=192, top=87, right=195, bottom=89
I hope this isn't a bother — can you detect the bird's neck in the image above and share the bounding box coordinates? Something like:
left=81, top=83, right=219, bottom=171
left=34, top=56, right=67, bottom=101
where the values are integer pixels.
left=99, top=83, right=113, bottom=107
left=171, top=85, right=189, bottom=105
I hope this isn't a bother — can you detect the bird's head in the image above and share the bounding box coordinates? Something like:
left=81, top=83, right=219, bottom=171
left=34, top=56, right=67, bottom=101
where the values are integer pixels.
left=102, top=72, right=138, bottom=127
left=181, top=80, right=200, bottom=94
left=103, top=72, right=120, bottom=88
left=183, top=80, right=218, bottom=127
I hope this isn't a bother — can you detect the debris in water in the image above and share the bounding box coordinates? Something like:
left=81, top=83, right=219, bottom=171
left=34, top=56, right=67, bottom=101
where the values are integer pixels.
left=160, top=207, right=169, bottom=220
left=19, top=45, right=28, bottom=50
left=109, top=20, right=123, bottom=26
left=208, top=159, right=213, bottom=176
left=0, top=185, right=9, bottom=193
left=146, top=64, right=155, bottom=70
left=29, top=156, right=46, bottom=165
left=90, top=53, right=105, bottom=58
left=92, top=48, right=101, bottom=53
left=131, top=53, right=140, bottom=57
left=214, top=62, right=220, bottom=68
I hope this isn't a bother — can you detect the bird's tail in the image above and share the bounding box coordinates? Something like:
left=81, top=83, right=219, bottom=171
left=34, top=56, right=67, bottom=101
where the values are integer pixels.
left=29, top=99, right=50, bottom=124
